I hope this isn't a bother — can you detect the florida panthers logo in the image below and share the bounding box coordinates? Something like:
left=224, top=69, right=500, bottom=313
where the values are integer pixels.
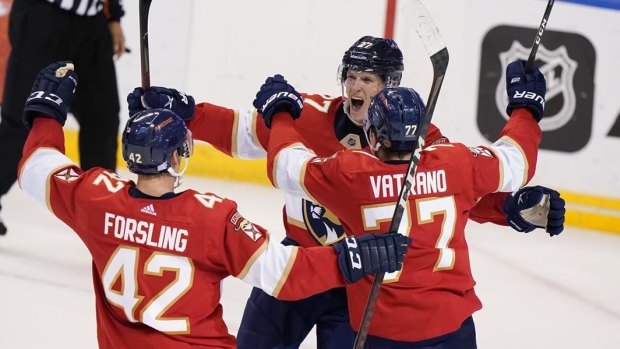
left=495, top=41, right=578, bottom=132
left=302, top=200, right=346, bottom=245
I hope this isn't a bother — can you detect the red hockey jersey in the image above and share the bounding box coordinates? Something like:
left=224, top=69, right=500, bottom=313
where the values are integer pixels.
left=18, top=117, right=349, bottom=349
left=266, top=108, right=541, bottom=341
left=187, top=94, right=506, bottom=248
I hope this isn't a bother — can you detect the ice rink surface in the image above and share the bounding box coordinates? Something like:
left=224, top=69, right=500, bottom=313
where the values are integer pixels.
left=1, top=174, right=619, bottom=349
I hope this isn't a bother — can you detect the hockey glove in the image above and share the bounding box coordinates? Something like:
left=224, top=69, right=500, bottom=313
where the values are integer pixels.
left=253, top=74, right=303, bottom=128
left=127, top=86, right=195, bottom=121
left=23, top=61, right=78, bottom=129
left=505, top=60, right=546, bottom=122
left=333, top=233, right=410, bottom=284
left=503, top=185, right=566, bottom=236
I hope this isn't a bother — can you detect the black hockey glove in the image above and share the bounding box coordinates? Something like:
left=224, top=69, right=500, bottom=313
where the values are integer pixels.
left=253, top=74, right=303, bottom=128
left=23, top=61, right=78, bottom=129
left=333, top=233, right=410, bottom=284
left=127, top=86, right=195, bottom=121
left=505, top=60, right=546, bottom=122
left=503, top=185, right=566, bottom=236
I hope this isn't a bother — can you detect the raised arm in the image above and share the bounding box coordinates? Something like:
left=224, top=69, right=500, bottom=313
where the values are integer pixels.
left=127, top=87, right=269, bottom=159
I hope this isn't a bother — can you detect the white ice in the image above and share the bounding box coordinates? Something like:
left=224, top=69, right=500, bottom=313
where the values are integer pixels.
left=1, top=174, right=618, bottom=349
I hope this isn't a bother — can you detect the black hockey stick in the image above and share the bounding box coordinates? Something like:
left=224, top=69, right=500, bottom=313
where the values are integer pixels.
left=139, top=0, right=152, bottom=91
left=525, top=0, right=555, bottom=72
left=353, top=1, right=449, bottom=347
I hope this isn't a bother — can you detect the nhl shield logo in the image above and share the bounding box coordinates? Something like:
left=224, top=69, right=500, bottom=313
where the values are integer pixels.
left=495, top=41, right=578, bottom=132
left=477, top=25, right=595, bottom=152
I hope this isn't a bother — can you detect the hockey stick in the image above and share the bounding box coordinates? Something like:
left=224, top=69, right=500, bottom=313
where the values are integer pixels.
left=525, top=0, right=554, bottom=72
left=139, top=0, right=152, bottom=90
left=353, top=1, right=449, bottom=347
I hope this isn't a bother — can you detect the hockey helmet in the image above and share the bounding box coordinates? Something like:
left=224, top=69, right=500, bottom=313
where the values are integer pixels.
left=363, top=87, right=426, bottom=152
left=122, top=109, right=193, bottom=175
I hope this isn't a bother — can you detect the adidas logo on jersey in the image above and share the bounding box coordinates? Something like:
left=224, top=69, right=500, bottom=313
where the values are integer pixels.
left=140, top=204, right=157, bottom=216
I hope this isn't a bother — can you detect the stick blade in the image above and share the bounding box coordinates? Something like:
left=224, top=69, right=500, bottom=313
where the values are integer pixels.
left=401, top=0, right=447, bottom=57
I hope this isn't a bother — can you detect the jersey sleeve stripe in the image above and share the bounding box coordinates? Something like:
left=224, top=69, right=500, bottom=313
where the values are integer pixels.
left=250, top=110, right=264, bottom=151
left=272, top=144, right=318, bottom=203
left=18, top=148, right=75, bottom=212
left=236, top=236, right=269, bottom=280
left=498, top=135, right=529, bottom=186
left=489, top=137, right=527, bottom=192
left=238, top=234, right=299, bottom=297
left=232, top=109, right=267, bottom=159
left=286, top=216, right=306, bottom=230
left=230, top=109, right=240, bottom=158
left=271, top=247, right=297, bottom=298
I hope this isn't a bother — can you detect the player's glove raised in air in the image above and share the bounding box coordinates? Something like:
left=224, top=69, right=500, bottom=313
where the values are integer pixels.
left=333, top=233, right=411, bottom=284
left=23, top=61, right=78, bottom=129
left=502, top=185, right=566, bottom=236
left=127, top=86, right=195, bottom=121
left=253, top=74, right=303, bottom=128
left=505, top=60, right=546, bottom=122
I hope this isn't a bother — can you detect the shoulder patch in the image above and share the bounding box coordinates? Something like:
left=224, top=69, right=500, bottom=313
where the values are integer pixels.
left=230, top=211, right=262, bottom=242
left=54, top=168, right=81, bottom=183
left=468, top=146, right=494, bottom=158
left=310, top=152, right=339, bottom=163
left=429, top=136, right=449, bottom=146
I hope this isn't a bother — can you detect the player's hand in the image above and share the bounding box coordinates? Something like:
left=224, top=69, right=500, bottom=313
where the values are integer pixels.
left=502, top=185, right=566, bottom=236
left=505, top=60, right=546, bottom=122
left=253, top=74, right=303, bottom=128
left=23, top=61, right=78, bottom=129
left=333, top=233, right=411, bottom=284
left=127, top=86, right=195, bottom=121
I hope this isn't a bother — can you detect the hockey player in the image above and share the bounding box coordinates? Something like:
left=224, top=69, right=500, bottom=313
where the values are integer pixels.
left=127, top=36, right=565, bottom=348
left=255, top=58, right=552, bottom=347
left=17, top=61, right=410, bottom=349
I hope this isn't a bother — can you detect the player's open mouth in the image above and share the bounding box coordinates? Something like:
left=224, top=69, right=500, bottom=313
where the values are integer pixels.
left=350, top=97, right=364, bottom=112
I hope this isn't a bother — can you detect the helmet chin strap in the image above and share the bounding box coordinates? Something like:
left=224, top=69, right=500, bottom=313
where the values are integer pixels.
left=363, top=129, right=381, bottom=156
left=167, top=157, right=190, bottom=189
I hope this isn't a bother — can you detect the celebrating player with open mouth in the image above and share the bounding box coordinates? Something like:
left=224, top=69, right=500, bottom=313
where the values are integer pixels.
left=127, top=36, right=565, bottom=349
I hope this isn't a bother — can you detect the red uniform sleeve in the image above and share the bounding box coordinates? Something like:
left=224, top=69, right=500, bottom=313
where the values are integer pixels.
left=469, top=108, right=541, bottom=197
left=469, top=192, right=510, bottom=226
left=186, top=102, right=270, bottom=158
left=214, top=202, right=346, bottom=300
left=186, top=94, right=344, bottom=160
left=18, top=116, right=132, bottom=244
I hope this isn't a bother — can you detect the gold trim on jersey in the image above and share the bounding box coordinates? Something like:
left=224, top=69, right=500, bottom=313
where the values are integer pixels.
left=272, top=246, right=298, bottom=298
left=251, top=110, right=264, bottom=151
left=299, top=158, right=319, bottom=204
left=231, top=110, right=240, bottom=158
left=483, top=145, right=505, bottom=193
left=286, top=216, right=307, bottom=230
left=237, top=234, right=270, bottom=280
left=499, top=135, right=529, bottom=186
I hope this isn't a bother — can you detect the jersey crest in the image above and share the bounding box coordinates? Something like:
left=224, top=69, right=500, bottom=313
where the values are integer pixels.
left=301, top=200, right=346, bottom=245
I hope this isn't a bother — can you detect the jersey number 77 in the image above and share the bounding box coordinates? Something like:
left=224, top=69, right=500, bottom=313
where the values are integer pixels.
left=361, top=196, right=456, bottom=282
